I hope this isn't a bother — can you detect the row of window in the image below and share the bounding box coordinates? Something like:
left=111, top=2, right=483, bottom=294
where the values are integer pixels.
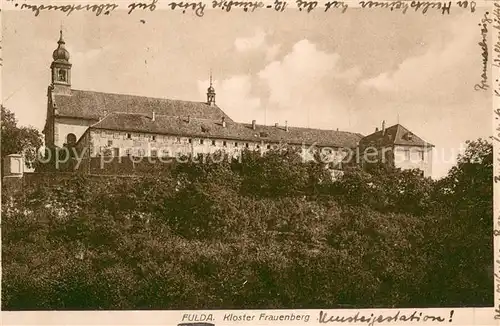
left=186, top=138, right=252, bottom=148
left=115, top=132, right=247, bottom=147
left=112, top=136, right=254, bottom=148
left=102, top=131, right=301, bottom=150
left=111, top=131, right=223, bottom=146
left=97, top=131, right=348, bottom=154
left=105, top=138, right=305, bottom=152
left=99, top=147, right=239, bottom=157
left=106, top=135, right=273, bottom=149
left=99, top=132, right=343, bottom=154
left=401, top=150, right=425, bottom=161
left=98, top=146, right=340, bottom=158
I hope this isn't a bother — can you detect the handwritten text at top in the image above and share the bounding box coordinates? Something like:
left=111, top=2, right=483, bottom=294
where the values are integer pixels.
left=13, top=0, right=482, bottom=17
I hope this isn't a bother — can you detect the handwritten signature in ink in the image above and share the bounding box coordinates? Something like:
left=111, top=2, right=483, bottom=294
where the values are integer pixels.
left=475, top=11, right=493, bottom=91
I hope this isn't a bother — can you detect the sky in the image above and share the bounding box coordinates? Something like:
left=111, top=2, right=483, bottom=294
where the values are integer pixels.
left=1, top=8, right=493, bottom=179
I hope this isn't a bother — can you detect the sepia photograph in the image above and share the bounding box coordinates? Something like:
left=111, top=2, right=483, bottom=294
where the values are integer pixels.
left=1, top=3, right=495, bottom=311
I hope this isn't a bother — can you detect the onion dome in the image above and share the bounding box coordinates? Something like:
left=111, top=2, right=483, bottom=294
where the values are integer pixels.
left=52, top=30, right=70, bottom=62
left=207, top=72, right=215, bottom=93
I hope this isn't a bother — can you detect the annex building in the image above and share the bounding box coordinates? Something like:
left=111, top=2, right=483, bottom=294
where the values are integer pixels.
left=38, top=31, right=434, bottom=177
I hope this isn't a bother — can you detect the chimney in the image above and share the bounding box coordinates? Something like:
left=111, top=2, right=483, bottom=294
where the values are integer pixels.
left=375, top=127, right=379, bottom=132
left=222, top=116, right=226, bottom=128
left=274, top=122, right=279, bottom=127
left=99, top=110, right=108, bottom=121
left=285, top=121, right=289, bottom=132
left=187, top=115, right=190, bottom=123
left=382, top=120, right=386, bottom=135
left=152, top=111, right=156, bottom=121
left=252, top=120, right=256, bottom=130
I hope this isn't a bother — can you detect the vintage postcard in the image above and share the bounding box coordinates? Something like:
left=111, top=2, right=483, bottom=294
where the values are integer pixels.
left=1, top=0, right=499, bottom=325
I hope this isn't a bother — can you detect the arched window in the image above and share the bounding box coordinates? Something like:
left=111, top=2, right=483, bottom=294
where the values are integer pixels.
left=58, top=69, right=67, bottom=82
left=66, top=133, right=77, bottom=145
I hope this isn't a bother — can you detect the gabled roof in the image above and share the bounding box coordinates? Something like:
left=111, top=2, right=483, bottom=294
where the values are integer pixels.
left=91, top=112, right=364, bottom=148
left=52, top=89, right=232, bottom=122
left=359, top=124, right=434, bottom=148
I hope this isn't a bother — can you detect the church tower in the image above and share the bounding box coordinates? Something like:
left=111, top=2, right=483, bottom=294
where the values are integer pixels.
left=207, top=72, right=216, bottom=106
left=50, top=30, right=72, bottom=94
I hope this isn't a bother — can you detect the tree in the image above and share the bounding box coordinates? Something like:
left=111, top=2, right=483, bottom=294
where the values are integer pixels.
left=332, top=164, right=433, bottom=215
left=424, top=138, right=493, bottom=306
left=235, top=149, right=323, bottom=197
left=435, top=138, right=492, bottom=219
left=1, top=106, right=43, bottom=173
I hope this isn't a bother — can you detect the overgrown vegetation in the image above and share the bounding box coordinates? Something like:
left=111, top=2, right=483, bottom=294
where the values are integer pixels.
left=1, top=106, right=42, bottom=175
left=2, top=139, right=493, bottom=309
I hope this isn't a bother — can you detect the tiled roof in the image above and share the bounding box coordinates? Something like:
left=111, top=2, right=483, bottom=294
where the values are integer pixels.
left=91, top=112, right=364, bottom=148
left=359, top=124, right=434, bottom=148
left=53, top=89, right=233, bottom=122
